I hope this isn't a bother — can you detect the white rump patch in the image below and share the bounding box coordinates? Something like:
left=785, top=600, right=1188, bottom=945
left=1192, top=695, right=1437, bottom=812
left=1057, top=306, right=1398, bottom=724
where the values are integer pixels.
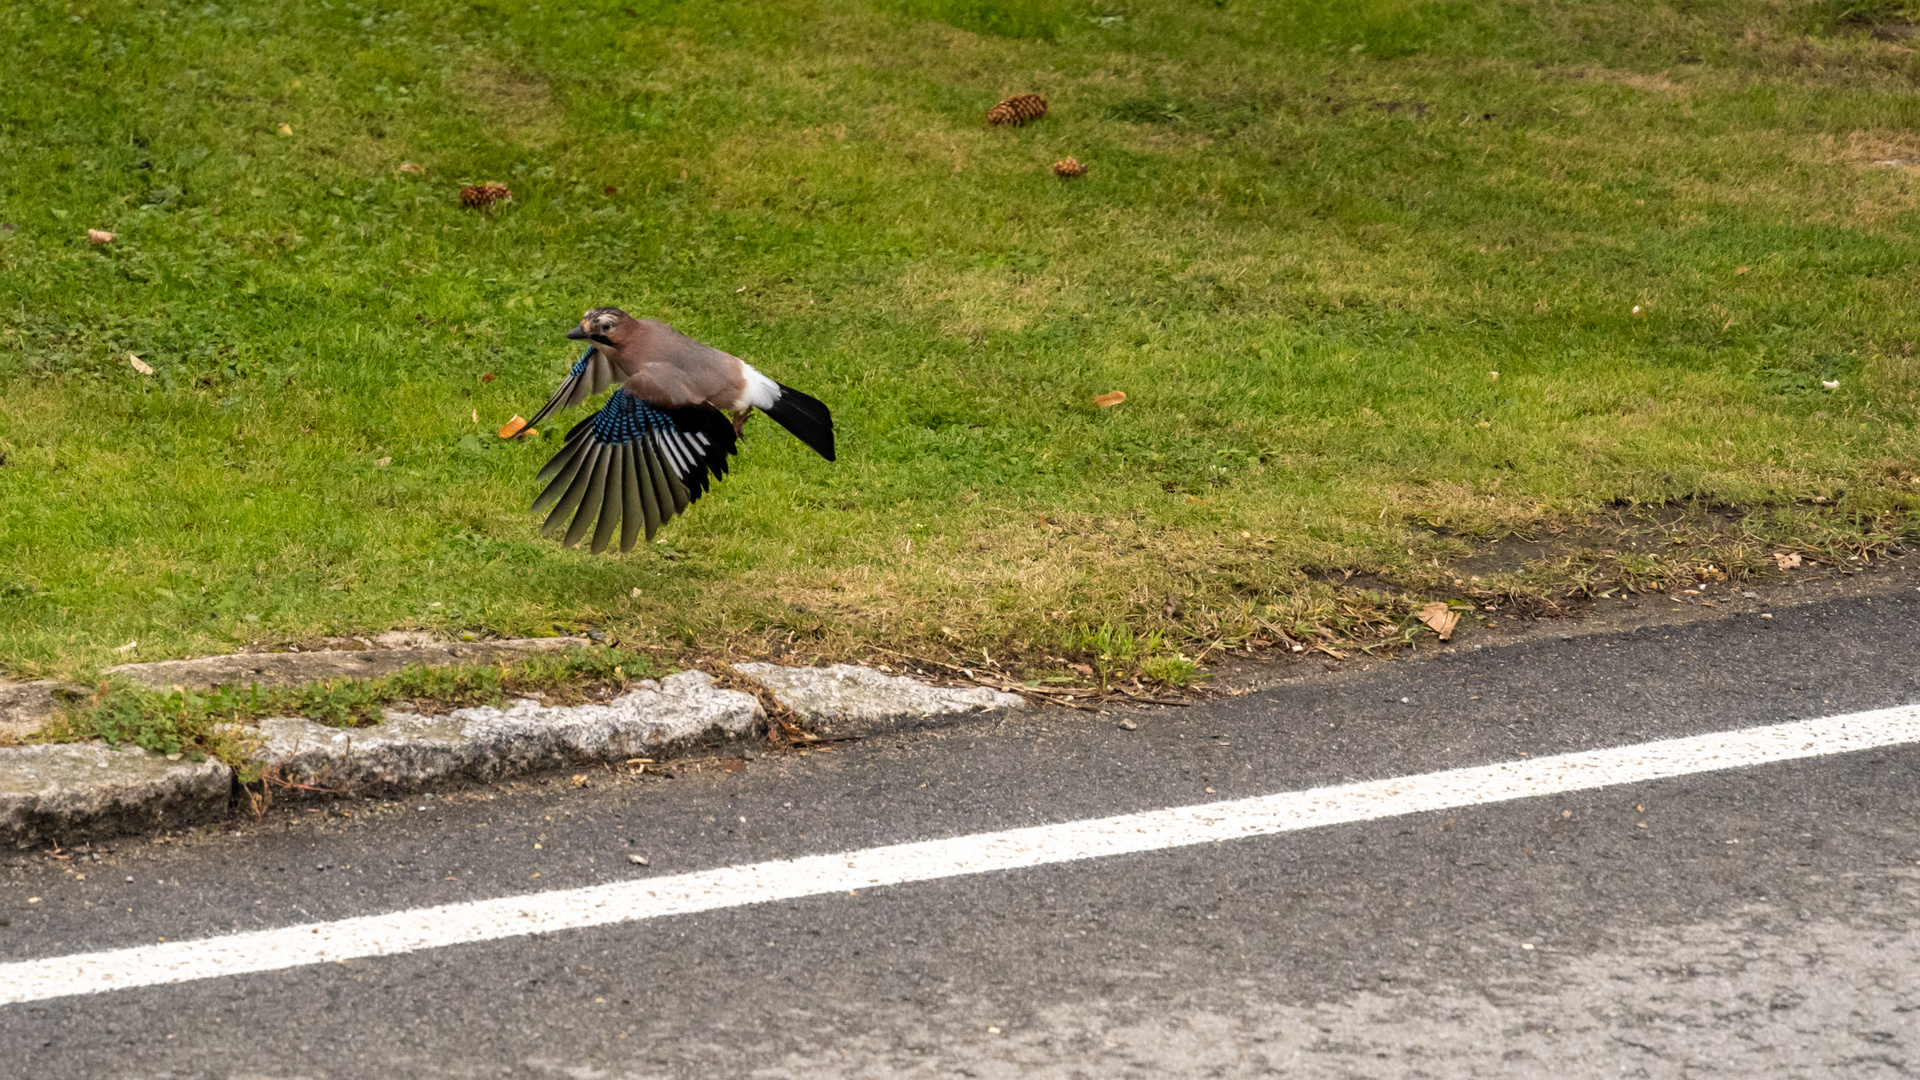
left=739, top=364, right=781, bottom=411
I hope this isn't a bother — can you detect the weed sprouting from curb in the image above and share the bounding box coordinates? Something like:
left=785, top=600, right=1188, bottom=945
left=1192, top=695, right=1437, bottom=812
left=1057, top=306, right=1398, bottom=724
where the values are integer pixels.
left=40, top=647, right=658, bottom=770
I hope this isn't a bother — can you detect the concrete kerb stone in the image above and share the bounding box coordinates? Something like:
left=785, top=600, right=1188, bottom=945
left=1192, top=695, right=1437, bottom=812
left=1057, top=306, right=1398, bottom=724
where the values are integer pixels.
left=0, top=638, right=596, bottom=742
left=107, top=636, right=594, bottom=691
left=0, top=681, right=72, bottom=742
left=0, top=658, right=1033, bottom=846
left=242, top=671, right=762, bottom=792
left=0, top=743, right=231, bottom=849
left=734, top=662, right=1027, bottom=739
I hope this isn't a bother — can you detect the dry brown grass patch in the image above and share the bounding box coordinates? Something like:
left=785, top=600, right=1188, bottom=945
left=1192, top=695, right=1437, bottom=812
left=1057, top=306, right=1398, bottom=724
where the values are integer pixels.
left=459, top=67, right=560, bottom=140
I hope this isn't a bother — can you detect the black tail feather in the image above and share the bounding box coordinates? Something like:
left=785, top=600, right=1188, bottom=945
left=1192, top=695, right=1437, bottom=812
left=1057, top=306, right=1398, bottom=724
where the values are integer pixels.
left=764, top=384, right=836, bottom=461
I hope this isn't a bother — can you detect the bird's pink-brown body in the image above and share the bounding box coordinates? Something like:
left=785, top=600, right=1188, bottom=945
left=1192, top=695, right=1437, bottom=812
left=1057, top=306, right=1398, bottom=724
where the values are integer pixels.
left=568, top=308, right=779, bottom=414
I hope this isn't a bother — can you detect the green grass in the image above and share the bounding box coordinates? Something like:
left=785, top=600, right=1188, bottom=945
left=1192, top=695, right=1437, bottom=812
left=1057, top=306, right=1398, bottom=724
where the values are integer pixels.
left=41, top=647, right=658, bottom=767
left=6, top=0, right=1920, bottom=678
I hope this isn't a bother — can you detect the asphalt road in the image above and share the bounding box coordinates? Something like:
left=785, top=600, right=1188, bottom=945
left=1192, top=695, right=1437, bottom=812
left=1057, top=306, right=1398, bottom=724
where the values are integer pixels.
left=4, top=589, right=1920, bottom=1078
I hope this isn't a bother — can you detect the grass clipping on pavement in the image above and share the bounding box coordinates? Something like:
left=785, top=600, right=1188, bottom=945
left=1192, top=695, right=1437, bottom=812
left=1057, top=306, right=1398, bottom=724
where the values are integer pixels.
left=3, top=0, right=1920, bottom=681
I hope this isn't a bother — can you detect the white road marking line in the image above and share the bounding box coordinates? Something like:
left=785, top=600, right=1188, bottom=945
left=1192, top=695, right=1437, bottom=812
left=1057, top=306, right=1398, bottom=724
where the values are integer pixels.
left=4, top=705, right=1918, bottom=1006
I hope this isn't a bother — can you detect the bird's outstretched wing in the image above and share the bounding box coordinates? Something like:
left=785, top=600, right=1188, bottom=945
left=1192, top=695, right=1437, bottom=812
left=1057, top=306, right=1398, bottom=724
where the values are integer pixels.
left=523, top=346, right=618, bottom=433
left=530, top=390, right=738, bottom=552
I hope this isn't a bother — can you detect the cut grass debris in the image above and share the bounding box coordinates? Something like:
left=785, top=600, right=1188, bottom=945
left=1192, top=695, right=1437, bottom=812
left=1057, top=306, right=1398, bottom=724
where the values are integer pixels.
left=41, top=648, right=657, bottom=771
left=4, top=0, right=1920, bottom=678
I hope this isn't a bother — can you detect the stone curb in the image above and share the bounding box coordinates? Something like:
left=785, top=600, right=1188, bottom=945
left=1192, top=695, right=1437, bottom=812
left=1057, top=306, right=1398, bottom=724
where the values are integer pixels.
left=0, top=744, right=231, bottom=850
left=242, top=670, right=762, bottom=792
left=734, top=663, right=1025, bottom=739
left=0, top=638, right=595, bottom=740
left=0, top=660, right=1028, bottom=847
left=107, top=636, right=595, bottom=691
left=0, top=681, right=69, bottom=742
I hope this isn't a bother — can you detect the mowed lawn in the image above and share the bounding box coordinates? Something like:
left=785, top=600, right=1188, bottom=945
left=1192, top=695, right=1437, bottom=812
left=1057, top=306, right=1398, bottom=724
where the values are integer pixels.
left=4, top=0, right=1920, bottom=679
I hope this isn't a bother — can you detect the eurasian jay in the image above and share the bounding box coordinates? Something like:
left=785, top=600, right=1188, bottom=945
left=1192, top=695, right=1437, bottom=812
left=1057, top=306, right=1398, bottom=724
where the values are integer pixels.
left=523, top=307, right=835, bottom=553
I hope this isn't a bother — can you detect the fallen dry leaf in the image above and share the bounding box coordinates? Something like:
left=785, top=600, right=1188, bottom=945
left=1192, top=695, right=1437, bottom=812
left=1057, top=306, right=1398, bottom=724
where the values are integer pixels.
left=479, top=372, right=496, bottom=382
left=398, top=162, right=426, bottom=175
left=1735, top=266, right=1750, bottom=275
left=1094, top=390, right=1127, bottom=408
left=277, top=123, right=293, bottom=135
left=1068, top=662, right=1094, bottom=676
left=128, top=354, right=153, bottom=376
left=498, top=415, right=529, bottom=439
left=1417, top=601, right=1460, bottom=641
left=87, top=229, right=114, bottom=245
left=630, top=587, right=643, bottom=599
left=1774, top=552, right=1802, bottom=570
left=373, top=456, right=392, bottom=468
left=471, top=408, right=479, bottom=423
left=570, top=774, right=591, bottom=788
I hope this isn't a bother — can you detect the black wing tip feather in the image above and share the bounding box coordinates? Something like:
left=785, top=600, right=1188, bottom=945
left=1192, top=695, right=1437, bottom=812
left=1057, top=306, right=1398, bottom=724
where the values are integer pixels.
left=658, top=404, right=740, bottom=502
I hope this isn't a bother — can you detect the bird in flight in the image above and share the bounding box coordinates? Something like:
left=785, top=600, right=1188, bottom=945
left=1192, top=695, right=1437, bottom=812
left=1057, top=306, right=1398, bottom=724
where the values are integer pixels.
left=521, top=307, right=835, bottom=553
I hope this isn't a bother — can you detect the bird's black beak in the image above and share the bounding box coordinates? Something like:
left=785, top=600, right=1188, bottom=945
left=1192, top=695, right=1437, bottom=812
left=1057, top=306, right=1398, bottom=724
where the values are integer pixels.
left=566, top=326, right=590, bottom=340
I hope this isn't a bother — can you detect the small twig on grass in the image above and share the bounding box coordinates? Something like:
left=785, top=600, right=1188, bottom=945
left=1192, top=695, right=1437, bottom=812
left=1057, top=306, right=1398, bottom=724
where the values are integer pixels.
left=1253, top=619, right=1304, bottom=652
left=240, top=754, right=346, bottom=820
left=1112, top=688, right=1191, bottom=707
left=1186, top=636, right=1229, bottom=662
left=260, top=774, right=341, bottom=794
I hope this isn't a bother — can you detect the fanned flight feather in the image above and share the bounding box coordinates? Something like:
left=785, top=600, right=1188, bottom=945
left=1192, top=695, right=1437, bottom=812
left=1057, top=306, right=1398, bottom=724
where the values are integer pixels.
left=530, top=390, right=737, bottom=552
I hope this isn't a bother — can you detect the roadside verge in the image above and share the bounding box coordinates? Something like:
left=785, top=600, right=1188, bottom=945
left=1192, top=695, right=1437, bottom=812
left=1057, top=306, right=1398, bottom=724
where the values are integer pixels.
left=0, top=645, right=1024, bottom=849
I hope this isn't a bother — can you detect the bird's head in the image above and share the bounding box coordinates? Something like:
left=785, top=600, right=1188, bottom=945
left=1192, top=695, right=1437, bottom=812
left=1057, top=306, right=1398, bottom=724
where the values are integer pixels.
left=567, top=307, right=634, bottom=347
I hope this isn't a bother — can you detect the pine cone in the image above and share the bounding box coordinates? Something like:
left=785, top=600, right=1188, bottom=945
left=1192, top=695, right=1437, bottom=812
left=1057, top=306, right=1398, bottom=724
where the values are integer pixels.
left=1052, top=157, right=1088, bottom=178
left=459, top=183, right=514, bottom=208
left=986, top=93, right=1048, bottom=126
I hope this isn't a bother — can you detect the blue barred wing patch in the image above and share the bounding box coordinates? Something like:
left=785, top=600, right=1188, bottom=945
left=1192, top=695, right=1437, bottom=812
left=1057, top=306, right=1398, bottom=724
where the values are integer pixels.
left=524, top=346, right=606, bottom=432
left=530, top=389, right=739, bottom=553
left=589, top=391, right=723, bottom=487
